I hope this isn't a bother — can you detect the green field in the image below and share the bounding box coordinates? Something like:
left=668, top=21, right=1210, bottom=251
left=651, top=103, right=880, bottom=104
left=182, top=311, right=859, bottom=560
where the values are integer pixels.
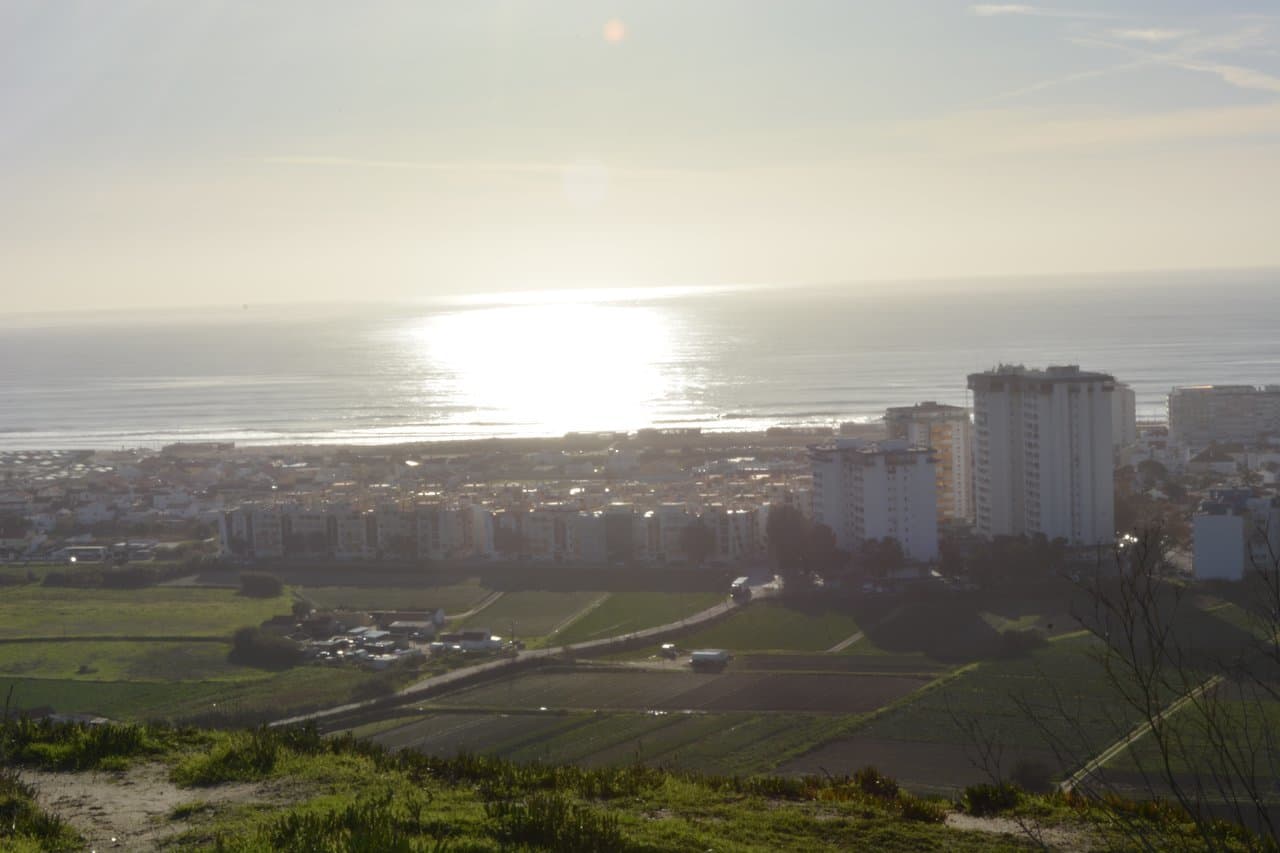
left=298, top=579, right=492, bottom=614
left=0, top=586, right=289, bottom=639
left=667, top=601, right=861, bottom=652
left=459, top=590, right=607, bottom=639
left=857, top=634, right=1132, bottom=752
left=0, top=639, right=257, bottom=682
left=551, top=591, right=725, bottom=645
left=0, top=665, right=393, bottom=722
left=365, top=708, right=864, bottom=776
left=0, top=581, right=417, bottom=723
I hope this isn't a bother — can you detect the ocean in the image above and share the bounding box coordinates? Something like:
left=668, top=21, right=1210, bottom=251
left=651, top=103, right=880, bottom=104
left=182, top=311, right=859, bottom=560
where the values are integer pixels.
left=3, top=270, right=1279, bottom=451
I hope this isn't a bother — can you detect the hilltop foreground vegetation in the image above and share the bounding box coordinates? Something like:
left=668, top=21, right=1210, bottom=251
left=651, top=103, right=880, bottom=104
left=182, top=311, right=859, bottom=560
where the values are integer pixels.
left=0, top=718, right=1268, bottom=851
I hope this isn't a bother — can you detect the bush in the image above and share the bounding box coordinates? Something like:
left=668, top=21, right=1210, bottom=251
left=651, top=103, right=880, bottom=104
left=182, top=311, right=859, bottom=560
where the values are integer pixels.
left=999, top=627, right=1048, bottom=657
left=854, top=766, right=900, bottom=800
left=1010, top=758, right=1054, bottom=794
left=962, top=782, right=1021, bottom=816
left=0, top=768, right=80, bottom=851
left=486, top=790, right=626, bottom=852
left=897, top=794, right=948, bottom=823
left=228, top=627, right=302, bottom=669
left=172, top=729, right=280, bottom=786
left=239, top=572, right=284, bottom=598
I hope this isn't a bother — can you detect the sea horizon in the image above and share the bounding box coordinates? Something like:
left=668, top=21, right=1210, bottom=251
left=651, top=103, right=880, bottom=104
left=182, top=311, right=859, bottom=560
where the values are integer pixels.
left=4, top=269, right=1279, bottom=452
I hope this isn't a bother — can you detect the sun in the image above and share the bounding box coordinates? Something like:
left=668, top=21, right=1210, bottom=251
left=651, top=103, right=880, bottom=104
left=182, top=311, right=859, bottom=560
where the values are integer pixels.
left=603, top=19, right=626, bottom=44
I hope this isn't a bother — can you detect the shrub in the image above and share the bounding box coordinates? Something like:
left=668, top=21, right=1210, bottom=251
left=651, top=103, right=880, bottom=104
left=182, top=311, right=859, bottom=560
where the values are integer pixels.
left=854, top=766, right=900, bottom=800
left=228, top=627, right=302, bottom=669
left=239, top=572, right=284, bottom=598
left=962, top=782, right=1021, bottom=816
left=172, top=729, right=280, bottom=786
left=0, top=768, right=80, bottom=851
left=486, top=790, right=625, bottom=852
left=897, top=794, right=948, bottom=823
left=1010, top=758, right=1055, bottom=794
left=999, top=627, right=1048, bottom=657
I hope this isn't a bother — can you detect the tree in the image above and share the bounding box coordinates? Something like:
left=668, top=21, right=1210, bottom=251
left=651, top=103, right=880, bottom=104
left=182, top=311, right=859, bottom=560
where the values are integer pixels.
left=860, top=538, right=904, bottom=579
left=765, top=504, right=810, bottom=583
left=239, top=571, right=283, bottom=598
left=804, top=523, right=842, bottom=574
left=228, top=626, right=302, bottom=669
left=679, top=518, right=716, bottom=567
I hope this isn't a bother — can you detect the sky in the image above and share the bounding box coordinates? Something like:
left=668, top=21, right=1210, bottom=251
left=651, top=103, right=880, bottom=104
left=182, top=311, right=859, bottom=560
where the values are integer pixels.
left=3, top=0, right=1280, bottom=313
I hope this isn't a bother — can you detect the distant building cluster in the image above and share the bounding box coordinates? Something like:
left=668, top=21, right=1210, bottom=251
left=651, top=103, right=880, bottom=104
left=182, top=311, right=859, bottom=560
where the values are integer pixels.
left=218, top=500, right=771, bottom=567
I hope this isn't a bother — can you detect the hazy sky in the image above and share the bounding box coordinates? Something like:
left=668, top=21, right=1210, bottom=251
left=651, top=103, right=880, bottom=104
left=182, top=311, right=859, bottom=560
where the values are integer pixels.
left=4, top=1, right=1280, bottom=312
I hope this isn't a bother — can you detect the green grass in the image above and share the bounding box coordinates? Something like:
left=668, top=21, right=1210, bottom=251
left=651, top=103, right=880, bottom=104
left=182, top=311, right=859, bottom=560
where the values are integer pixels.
left=551, top=591, right=725, bottom=645
left=670, top=601, right=861, bottom=652
left=0, top=639, right=261, bottom=682
left=297, top=579, right=492, bottom=614
left=0, top=586, right=290, bottom=639
left=459, top=590, right=607, bottom=639
left=10, top=718, right=1257, bottom=851
left=860, top=634, right=1136, bottom=754
left=0, top=666, right=404, bottom=723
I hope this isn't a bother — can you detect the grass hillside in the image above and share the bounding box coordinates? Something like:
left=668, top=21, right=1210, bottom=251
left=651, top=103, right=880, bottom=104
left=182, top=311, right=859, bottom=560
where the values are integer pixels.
left=2, top=718, right=1265, bottom=851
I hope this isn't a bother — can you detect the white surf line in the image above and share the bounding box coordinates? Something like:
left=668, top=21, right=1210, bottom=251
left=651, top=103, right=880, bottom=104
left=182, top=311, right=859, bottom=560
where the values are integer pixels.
left=547, top=593, right=612, bottom=638
left=826, top=631, right=864, bottom=653
left=1060, top=674, right=1225, bottom=794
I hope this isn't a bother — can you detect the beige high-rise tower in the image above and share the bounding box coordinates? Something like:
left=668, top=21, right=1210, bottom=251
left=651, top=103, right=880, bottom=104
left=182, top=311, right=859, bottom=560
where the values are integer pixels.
left=884, top=402, right=973, bottom=524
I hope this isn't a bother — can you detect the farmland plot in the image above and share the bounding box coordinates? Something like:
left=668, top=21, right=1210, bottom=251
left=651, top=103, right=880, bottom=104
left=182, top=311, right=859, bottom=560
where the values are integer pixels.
left=433, top=668, right=928, bottom=714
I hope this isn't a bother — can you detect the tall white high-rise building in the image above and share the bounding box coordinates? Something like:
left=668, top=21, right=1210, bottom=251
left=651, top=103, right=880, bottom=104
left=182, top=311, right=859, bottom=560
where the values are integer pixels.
left=1168, top=385, right=1280, bottom=448
left=968, top=365, right=1115, bottom=546
left=884, top=402, right=973, bottom=524
left=810, top=438, right=938, bottom=562
left=1112, top=382, right=1137, bottom=449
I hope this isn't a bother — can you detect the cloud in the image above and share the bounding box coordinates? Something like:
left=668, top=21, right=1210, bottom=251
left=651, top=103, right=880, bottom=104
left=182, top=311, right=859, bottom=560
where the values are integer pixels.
left=1177, top=61, right=1280, bottom=94
left=262, top=156, right=561, bottom=175
left=969, top=4, right=1115, bottom=20
left=970, top=3, right=1035, bottom=15
left=1108, top=28, right=1193, bottom=43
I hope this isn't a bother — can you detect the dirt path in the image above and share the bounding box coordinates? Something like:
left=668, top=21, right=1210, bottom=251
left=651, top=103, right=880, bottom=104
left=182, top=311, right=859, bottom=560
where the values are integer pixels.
left=448, top=590, right=505, bottom=622
left=945, top=812, right=1096, bottom=850
left=20, top=763, right=299, bottom=851
left=545, top=592, right=611, bottom=638
left=826, top=631, right=863, bottom=653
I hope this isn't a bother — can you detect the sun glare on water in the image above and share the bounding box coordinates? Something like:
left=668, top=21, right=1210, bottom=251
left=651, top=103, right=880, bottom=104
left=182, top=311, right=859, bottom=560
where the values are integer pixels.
left=407, top=301, right=681, bottom=435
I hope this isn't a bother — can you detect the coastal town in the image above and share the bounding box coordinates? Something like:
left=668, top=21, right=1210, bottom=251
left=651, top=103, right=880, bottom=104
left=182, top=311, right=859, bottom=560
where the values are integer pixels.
left=4, top=366, right=1279, bottom=586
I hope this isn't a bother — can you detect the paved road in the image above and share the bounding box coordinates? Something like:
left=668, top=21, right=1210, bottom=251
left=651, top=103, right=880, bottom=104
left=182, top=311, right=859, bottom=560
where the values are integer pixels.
left=271, top=581, right=778, bottom=728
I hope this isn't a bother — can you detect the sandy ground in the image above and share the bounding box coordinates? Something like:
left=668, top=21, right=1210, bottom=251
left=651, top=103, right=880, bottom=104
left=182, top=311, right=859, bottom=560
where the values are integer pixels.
left=20, top=763, right=301, bottom=851
left=945, top=812, right=1096, bottom=851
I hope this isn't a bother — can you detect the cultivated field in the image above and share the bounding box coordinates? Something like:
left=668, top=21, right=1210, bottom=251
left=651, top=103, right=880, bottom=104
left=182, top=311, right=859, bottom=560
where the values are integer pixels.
left=550, top=591, right=725, bottom=645
left=430, top=667, right=928, bottom=714
left=657, top=601, right=862, bottom=653
left=458, top=590, right=607, bottom=638
left=362, top=708, right=864, bottom=775
left=0, top=639, right=258, bottom=682
left=0, top=586, right=289, bottom=639
left=0, top=581, right=411, bottom=723
left=297, top=579, right=492, bottom=614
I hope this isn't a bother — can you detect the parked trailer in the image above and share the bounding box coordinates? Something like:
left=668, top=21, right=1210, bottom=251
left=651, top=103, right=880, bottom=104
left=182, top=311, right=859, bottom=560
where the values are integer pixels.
left=690, top=648, right=732, bottom=671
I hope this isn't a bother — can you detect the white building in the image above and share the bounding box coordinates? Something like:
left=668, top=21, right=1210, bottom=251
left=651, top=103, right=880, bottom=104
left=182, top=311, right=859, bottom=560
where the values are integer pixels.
left=968, top=365, right=1115, bottom=547
left=1169, top=385, right=1280, bottom=448
left=1113, top=382, right=1137, bottom=449
left=1192, top=491, right=1280, bottom=581
left=884, top=401, right=973, bottom=523
left=810, top=438, right=938, bottom=563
